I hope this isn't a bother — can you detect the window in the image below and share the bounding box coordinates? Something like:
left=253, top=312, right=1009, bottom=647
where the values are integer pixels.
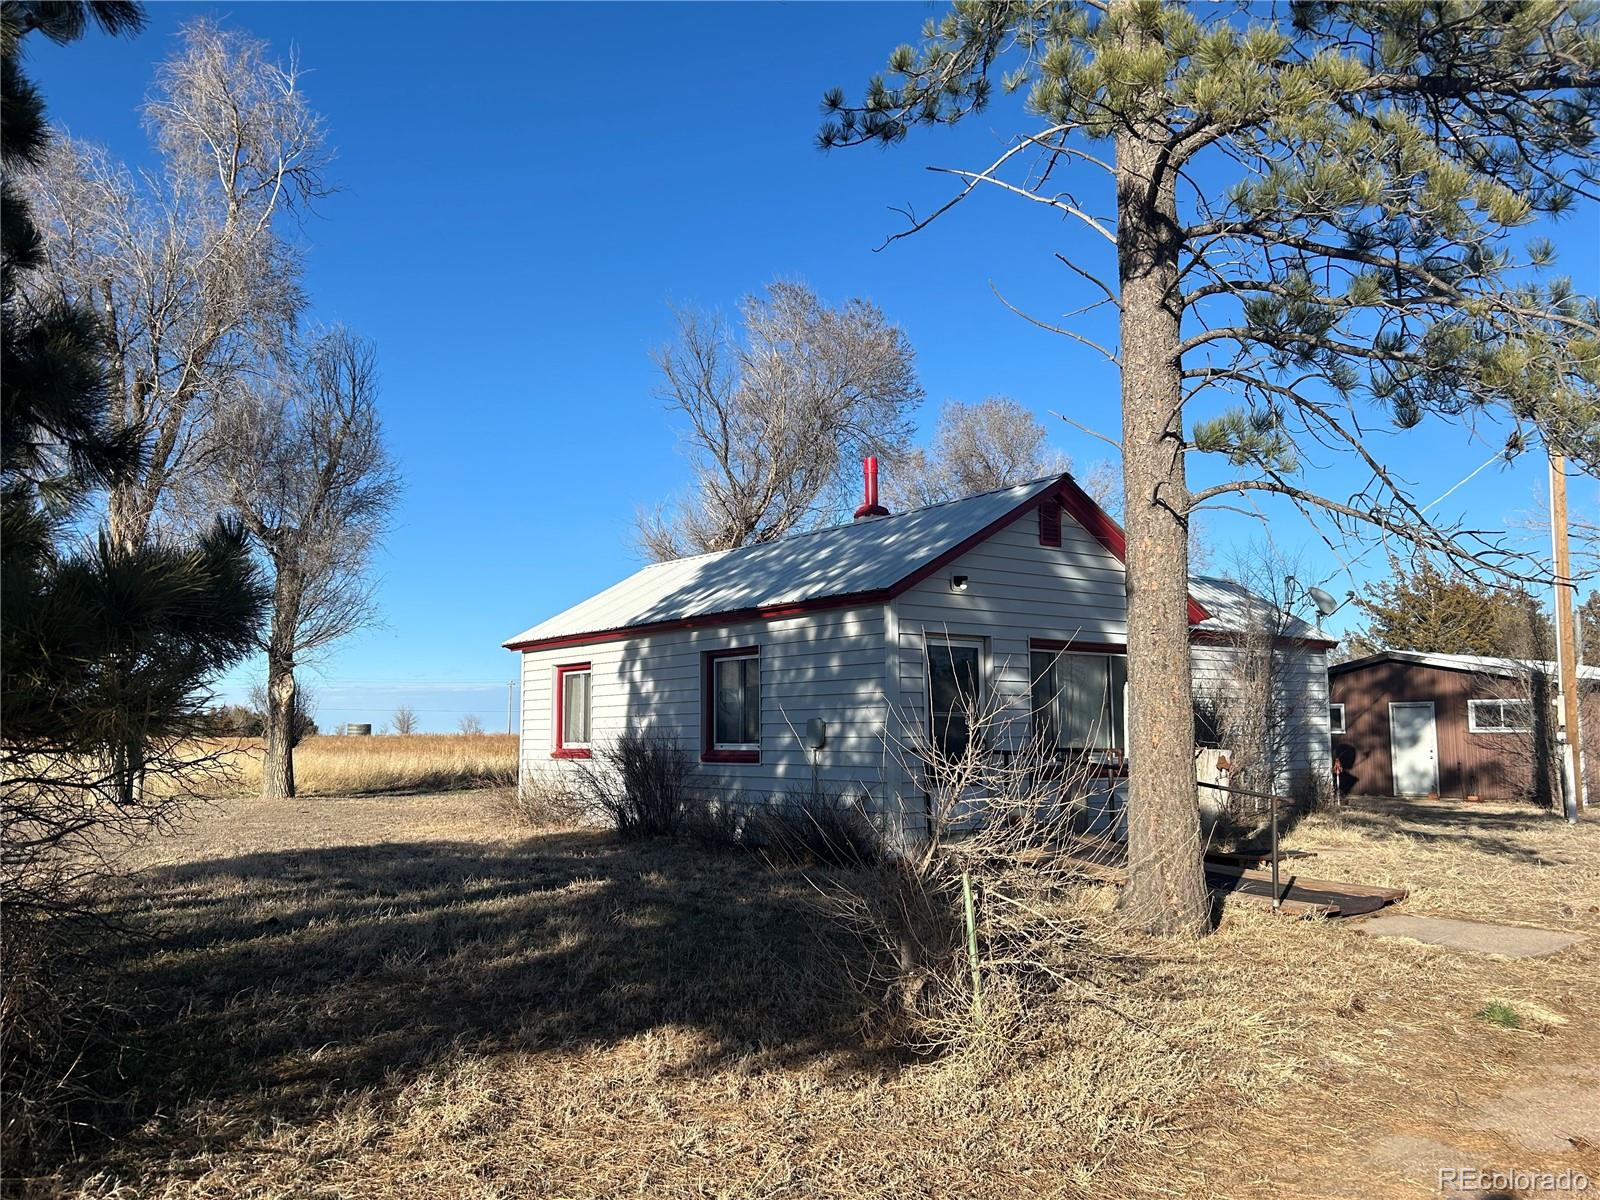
left=554, top=663, right=591, bottom=758
left=703, top=648, right=760, bottom=762
left=928, top=638, right=983, bottom=759
left=1030, top=647, right=1127, bottom=755
left=1329, top=703, right=1346, bottom=734
left=1468, top=698, right=1533, bottom=734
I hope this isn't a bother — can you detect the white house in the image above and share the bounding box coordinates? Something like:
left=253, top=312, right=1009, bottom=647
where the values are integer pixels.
left=504, top=467, right=1335, bottom=838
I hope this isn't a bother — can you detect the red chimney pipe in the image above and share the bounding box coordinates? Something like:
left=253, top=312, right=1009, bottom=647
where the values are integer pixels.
left=853, top=456, right=889, bottom=520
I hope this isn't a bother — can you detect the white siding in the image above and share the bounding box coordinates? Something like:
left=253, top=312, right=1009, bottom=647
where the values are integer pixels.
left=888, top=505, right=1129, bottom=753
left=1191, top=640, right=1332, bottom=799
left=519, top=606, right=891, bottom=808
left=886, top=505, right=1330, bottom=801
left=516, top=504, right=1332, bottom=829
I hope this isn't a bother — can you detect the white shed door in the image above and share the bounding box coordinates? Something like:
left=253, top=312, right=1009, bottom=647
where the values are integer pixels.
left=1389, top=702, right=1439, bottom=796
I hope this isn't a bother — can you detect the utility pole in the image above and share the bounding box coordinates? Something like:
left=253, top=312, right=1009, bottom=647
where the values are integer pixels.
left=506, top=679, right=516, bottom=736
left=1549, top=451, right=1585, bottom=820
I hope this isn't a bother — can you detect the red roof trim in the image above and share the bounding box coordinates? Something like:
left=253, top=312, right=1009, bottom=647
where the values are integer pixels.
left=506, top=473, right=1216, bottom=653
left=505, top=589, right=892, bottom=653
left=1055, top=475, right=1211, bottom=626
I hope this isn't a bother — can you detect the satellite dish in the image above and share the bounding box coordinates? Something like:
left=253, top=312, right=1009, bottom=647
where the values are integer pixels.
left=1308, top=586, right=1340, bottom=618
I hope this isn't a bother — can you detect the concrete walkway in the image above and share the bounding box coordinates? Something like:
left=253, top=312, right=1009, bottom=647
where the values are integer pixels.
left=1356, top=912, right=1584, bottom=959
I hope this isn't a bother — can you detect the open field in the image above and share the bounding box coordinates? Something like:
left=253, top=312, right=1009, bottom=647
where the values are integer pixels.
left=225, top=733, right=518, bottom=796
left=18, top=792, right=1600, bottom=1199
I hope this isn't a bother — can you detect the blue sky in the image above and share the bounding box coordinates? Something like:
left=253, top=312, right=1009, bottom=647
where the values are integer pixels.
left=26, top=2, right=1598, bottom=731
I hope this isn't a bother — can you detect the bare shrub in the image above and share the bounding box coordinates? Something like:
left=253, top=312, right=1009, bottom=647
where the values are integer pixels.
left=821, top=691, right=1148, bottom=1056
left=680, top=794, right=744, bottom=850
left=752, top=789, right=887, bottom=868
left=575, top=729, right=699, bottom=840
left=497, top=766, right=586, bottom=828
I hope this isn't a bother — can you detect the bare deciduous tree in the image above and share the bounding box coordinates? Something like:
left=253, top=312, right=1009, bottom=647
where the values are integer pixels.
left=457, top=714, right=484, bottom=736
left=637, top=281, right=922, bottom=561
left=19, top=18, right=331, bottom=550
left=392, top=706, right=418, bottom=736
left=211, top=328, right=397, bottom=800
left=882, top=397, right=1069, bottom=510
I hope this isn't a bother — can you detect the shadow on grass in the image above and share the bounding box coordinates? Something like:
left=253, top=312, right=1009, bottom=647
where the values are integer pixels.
left=92, top=830, right=884, bottom=1150
left=1313, top=797, right=1574, bottom=865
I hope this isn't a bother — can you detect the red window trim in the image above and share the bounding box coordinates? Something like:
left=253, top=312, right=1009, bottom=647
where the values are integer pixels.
left=552, top=662, right=592, bottom=759
left=701, top=646, right=760, bottom=764
left=1031, top=637, right=1128, bottom=656
left=1028, top=639, right=1130, bottom=759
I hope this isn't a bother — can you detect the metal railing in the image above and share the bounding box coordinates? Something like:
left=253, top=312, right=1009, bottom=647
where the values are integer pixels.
left=1197, top=779, right=1290, bottom=911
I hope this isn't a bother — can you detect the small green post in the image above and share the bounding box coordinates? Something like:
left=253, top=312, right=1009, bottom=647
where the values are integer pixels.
left=961, top=869, right=981, bottom=1022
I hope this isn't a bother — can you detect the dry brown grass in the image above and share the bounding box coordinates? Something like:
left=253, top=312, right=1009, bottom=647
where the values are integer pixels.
left=1283, top=795, right=1600, bottom=928
left=224, top=733, right=518, bottom=797
left=17, top=793, right=1600, bottom=1199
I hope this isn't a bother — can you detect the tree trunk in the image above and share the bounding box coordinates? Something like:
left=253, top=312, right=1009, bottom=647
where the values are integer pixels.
left=261, top=656, right=296, bottom=801
left=1113, top=123, right=1211, bottom=937
left=107, top=481, right=152, bottom=554
left=260, top=577, right=300, bottom=801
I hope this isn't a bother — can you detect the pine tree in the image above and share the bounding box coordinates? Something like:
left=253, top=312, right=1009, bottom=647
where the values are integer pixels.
left=823, top=1, right=1600, bottom=935
left=3, top=2, right=266, bottom=913
left=1347, top=561, right=1554, bottom=658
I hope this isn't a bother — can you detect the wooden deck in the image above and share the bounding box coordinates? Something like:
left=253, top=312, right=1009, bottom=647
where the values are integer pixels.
left=1056, top=845, right=1409, bottom=919
left=1202, top=860, right=1408, bottom=918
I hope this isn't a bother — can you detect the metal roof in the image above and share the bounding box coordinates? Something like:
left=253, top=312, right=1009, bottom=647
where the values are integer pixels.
left=1188, top=575, right=1327, bottom=643
left=503, top=474, right=1323, bottom=652
left=504, top=476, right=1063, bottom=649
left=1330, top=649, right=1600, bottom=682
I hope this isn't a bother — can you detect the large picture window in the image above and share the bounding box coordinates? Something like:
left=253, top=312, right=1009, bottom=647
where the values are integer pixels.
left=1030, top=647, right=1127, bottom=755
left=1467, top=698, right=1533, bottom=734
left=928, top=638, right=983, bottom=759
left=554, top=663, right=591, bottom=758
left=703, top=648, right=760, bottom=762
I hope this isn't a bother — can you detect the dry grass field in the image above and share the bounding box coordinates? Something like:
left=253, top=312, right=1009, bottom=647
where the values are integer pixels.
left=226, top=733, right=518, bottom=796
left=17, top=791, right=1600, bottom=1199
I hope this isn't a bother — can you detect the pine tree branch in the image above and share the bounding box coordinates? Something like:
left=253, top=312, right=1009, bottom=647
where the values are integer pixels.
left=988, top=280, right=1120, bottom=366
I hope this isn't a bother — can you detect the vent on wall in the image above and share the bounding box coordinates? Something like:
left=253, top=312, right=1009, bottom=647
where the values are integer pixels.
left=1039, top=499, right=1062, bottom=547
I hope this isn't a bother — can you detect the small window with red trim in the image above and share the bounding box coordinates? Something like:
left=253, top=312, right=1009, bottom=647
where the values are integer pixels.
left=554, top=663, right=591, bottom=758
left=1039, top=500, right=1062, bottom=547
left=703, top=648, right=760, bottom=762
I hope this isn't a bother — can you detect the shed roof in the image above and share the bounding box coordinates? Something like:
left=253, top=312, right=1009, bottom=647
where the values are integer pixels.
left=503, top=472, right=1319, bottom=653
left=1330, top=649, right=1600, bottom=682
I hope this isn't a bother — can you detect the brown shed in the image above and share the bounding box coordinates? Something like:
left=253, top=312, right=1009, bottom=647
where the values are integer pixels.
left=1329, top=651, right=1598, bottom=802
